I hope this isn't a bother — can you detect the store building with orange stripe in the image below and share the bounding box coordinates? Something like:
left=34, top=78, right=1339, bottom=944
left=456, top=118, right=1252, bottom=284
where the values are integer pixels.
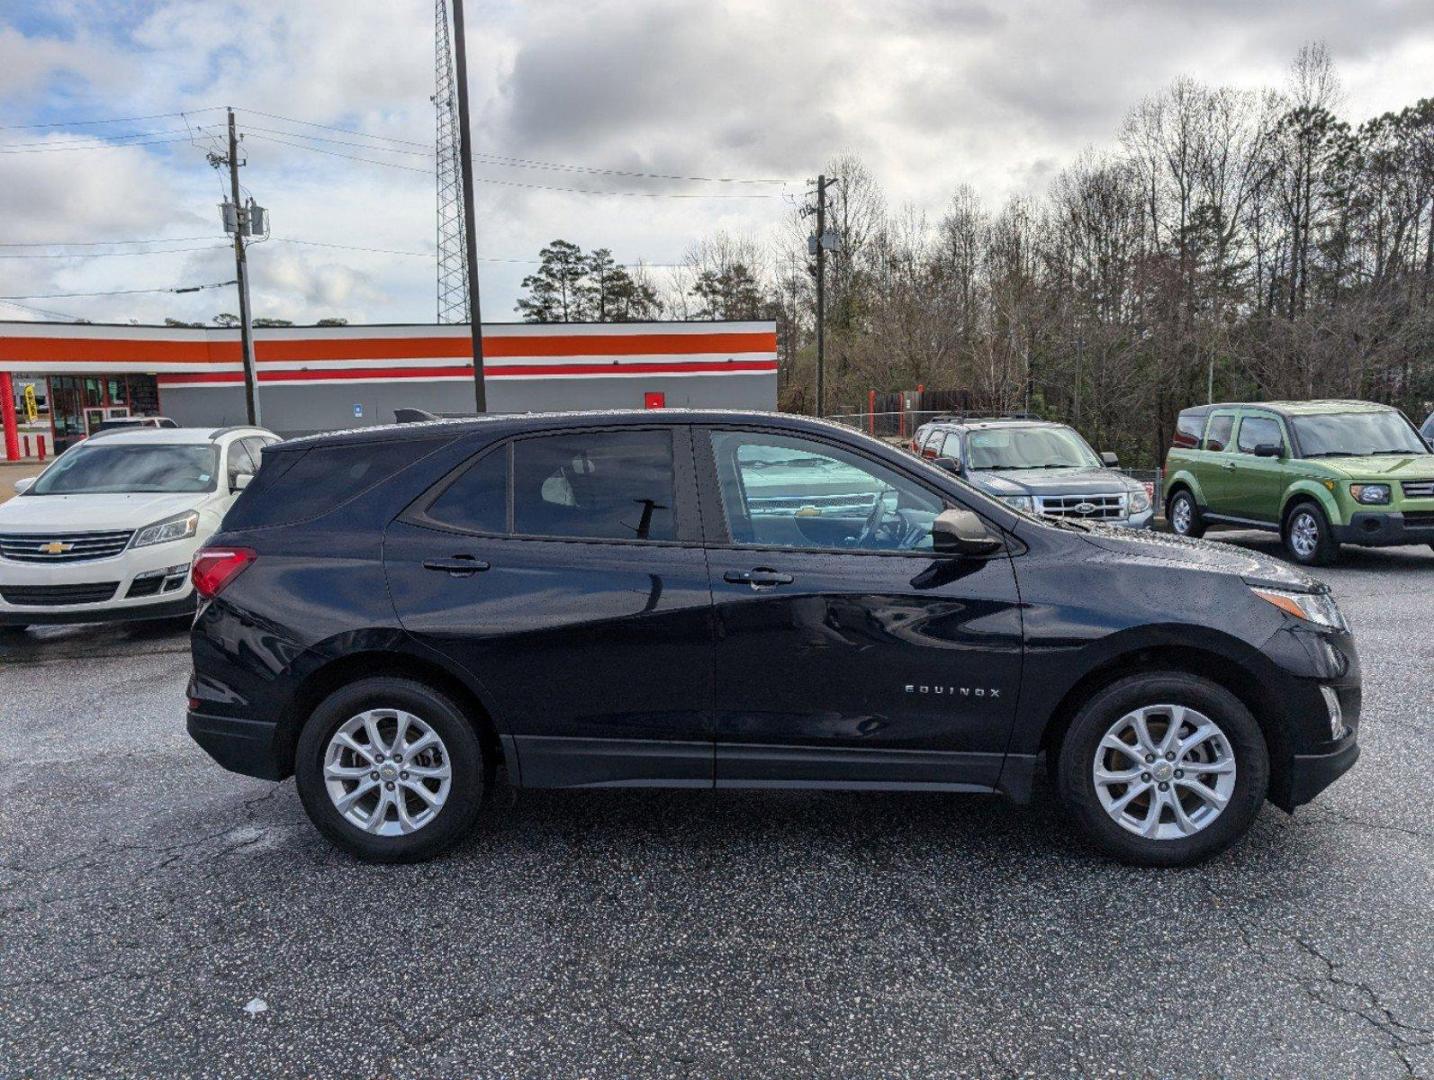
left=0, top=320, right=778, bottom=456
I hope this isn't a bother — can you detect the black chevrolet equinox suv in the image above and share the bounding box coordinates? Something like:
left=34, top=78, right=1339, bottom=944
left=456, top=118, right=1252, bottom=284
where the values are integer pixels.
left=187, top=411, right=1360, bottom=866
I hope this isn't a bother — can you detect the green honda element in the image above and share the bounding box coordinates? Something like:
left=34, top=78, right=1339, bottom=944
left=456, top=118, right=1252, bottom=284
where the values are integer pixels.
left=1163, top=400, right=1434, bottom=566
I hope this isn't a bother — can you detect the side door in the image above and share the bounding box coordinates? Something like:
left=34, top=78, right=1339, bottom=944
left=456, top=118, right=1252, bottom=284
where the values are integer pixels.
left=1229, top=412, right=1290, bottom=523
left=696, top=426, right=1023, bottom=791
left=384, top=426, right=715, bottom=788
left=1194, top=409, right=1240, bottom=513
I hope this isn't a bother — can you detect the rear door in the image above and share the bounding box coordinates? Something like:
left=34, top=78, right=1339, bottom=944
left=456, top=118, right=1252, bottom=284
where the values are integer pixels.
left=1195, top=409, right=1240, bottom=512
left=384, top=425, right=715, bottom=788
left=696, top=425, right=1023, bottom=791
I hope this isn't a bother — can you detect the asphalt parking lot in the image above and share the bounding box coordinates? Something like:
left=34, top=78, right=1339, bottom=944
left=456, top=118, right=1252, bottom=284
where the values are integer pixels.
left=2, top=532, right=1431, bottom=1079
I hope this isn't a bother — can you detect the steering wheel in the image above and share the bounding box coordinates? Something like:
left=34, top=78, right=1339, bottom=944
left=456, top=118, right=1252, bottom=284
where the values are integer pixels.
left=856, top=491, right=889, bottom=547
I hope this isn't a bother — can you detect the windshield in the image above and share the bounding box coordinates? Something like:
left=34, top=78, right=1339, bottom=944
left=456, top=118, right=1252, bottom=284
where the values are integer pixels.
left=1291, top=412, right=1428, bottom=458
left=30, top=444, right=218, bottom=495
left=967, top=426, right=1102, bottom=470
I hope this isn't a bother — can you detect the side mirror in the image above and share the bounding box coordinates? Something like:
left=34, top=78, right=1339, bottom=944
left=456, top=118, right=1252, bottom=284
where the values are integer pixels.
left=13, top=477, right=35, bottom=495
left=933, top=456, right=964, bottom=476
left=1100, top=451, right=1119, bottom=467
left=232, top=472, right=254, bottom=492
left=1252, top=443, right=1282, bottom=458
left=932, top=508, right=1002, bottom=557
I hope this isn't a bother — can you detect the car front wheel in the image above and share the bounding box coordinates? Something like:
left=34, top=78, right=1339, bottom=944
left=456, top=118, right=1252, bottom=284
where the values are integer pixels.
left=1167, top=489, right=1205, bottom=538
left=1055, top=672, right=1268, bottom=866
left=294, top=677, right=485, bottom=863
left=1283, top=501, right=1339, bottom=566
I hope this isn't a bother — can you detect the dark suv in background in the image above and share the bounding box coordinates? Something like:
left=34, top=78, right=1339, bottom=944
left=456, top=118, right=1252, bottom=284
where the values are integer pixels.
left=911, top=417, right=1153, bottom=528
left=187, top=411, right=1359, bottom=867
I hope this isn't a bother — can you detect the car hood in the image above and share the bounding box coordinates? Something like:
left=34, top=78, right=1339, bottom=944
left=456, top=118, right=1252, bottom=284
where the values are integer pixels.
left=1071, top=523, right=1323, bottom=593
left=1307, top=454, right=1434, bottom=479
left=969, top=466, right=1136, bottom=496
left=0, top=491, right=209, bottom=533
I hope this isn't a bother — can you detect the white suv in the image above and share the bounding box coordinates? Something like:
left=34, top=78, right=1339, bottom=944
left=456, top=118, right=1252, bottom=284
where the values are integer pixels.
left=0, top=426, right=278, bottom=629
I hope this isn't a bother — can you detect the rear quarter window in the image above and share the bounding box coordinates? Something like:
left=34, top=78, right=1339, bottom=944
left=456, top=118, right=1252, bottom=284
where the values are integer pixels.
left=224, top=437, right=449, bottom=529
left=1171, top=412, right=1206, bottom=449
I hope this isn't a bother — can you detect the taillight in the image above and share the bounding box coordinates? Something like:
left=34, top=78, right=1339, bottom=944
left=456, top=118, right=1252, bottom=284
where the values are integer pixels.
left=191, top=547, right=256, bottom=600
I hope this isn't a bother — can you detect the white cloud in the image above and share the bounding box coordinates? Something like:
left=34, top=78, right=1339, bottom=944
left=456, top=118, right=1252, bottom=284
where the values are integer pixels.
left=1, top=0, right=1431, bottom=325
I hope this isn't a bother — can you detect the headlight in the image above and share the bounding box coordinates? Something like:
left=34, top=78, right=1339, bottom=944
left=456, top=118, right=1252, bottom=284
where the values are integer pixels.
left=1001, top=495, right=1033, bottom=512
left=1128, top=487, right=1151, bottom=514
left=130, top=510, right=201, bottom=548
left=1349, top=483, right=1390, bottom=505
left=1250, top=586, right=1347, bottom=631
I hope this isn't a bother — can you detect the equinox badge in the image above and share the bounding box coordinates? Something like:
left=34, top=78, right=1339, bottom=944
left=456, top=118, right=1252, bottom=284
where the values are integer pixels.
left=906, top=684, right=1001, bottom=699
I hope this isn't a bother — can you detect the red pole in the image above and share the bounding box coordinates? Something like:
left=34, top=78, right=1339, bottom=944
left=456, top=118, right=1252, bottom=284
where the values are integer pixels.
left=1, top=373, right=19, bottom=462
left=868, top=389, right=875, bottom=434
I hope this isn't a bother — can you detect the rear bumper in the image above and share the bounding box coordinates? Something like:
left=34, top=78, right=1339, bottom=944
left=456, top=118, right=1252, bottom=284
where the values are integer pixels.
left=187, top=711, right=287, bottom=780
left=1287, top=735, right=1360, bottom=809
left=0, top=592, right=196, bottom=626
left=1332, top=511, right=1434, bottom=546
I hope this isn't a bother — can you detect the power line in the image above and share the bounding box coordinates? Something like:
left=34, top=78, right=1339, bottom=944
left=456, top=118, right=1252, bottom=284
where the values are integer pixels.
left=0, top=235, right=223, bottom=248
left=0, top=107, right=224, bottom=131
left=243, top=131, right=432, bottom=173
left=0, top=244, right=230, bottom=259
left=0, top=135, right=197, bottom=154
left=0, top=298, right=89, bottom=321
left=0, top=281, right=236, bottom=300
left=233, top=106, right=430, bottom=149
left=0, top=127, right=196, bottom=150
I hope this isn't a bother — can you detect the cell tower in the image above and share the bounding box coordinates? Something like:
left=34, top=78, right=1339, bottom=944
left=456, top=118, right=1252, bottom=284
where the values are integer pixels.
left=433, top=0, right=469, bottom=323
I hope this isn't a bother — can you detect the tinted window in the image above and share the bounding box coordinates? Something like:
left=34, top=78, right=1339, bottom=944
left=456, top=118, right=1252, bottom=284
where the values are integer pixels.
left=426, top=446, right=509, bottom=534
left=1204, top=415, right=1234, bottom=452
left=31, top=444, right=218, bottom=495
left=226, top=440, right=257, bottom=485
left=1172, top=412, right=1206, bottom=449
left=512, top=431, right=675, bottom=541
left=1237, top=416, right=1283, bottom=453
left=710, top=431, right=944, bottom=552
left=224, top=437, right=448, bottom=530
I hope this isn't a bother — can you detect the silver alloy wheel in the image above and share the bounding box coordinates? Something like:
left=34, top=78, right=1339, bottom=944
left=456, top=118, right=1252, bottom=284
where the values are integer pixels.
left=1092, top=704, right=1236, bottom=840
left=323, top=708, right=452, bottom=836
left=1290, top=510, right=1320, bottom=558
left=1171, top=496, right=1192, bottom=534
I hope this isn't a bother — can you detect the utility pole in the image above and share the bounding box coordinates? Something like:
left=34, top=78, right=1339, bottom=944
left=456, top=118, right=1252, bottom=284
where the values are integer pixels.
left=225, top=108, right=260, bottom=426
left=814, top=173, right=827, bottom=418
left=450, top=0, right=487, bottom=411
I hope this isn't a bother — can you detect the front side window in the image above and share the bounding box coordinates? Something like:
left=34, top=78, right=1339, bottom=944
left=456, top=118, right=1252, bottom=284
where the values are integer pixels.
left=512, top=431, right=676, bottom=541
left=225, top=440, right=258, bottom=486
left=30, top=444, right=218, bottom=495
left=1204, top=414, right=1235, bottom=452
left=1236, top=416, right=1284, bottom=454
left=710, top=431, right=944, bottom=553
left=966, top=426, right=1101, bottom=470
left=1290, top=411, right=1428, bottom=458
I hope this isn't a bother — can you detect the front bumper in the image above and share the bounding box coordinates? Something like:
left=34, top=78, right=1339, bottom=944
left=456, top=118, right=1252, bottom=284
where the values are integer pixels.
left=1288, top=732, right=1360, bottom=808
left=0, top=536, right=200, bottom=625
left=1332, top=510, right=1434, bottom=547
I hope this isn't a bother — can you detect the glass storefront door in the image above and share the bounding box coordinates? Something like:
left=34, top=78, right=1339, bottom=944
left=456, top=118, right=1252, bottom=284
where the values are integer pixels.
left=48, top=374, right=160, bottom=453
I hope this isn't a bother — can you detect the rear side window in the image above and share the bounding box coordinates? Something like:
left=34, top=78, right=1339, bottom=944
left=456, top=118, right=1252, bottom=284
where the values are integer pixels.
left=1237, top=416, right=1283, bottom=453
left=512, top=430, right=675, bottom=541
left=224, top=437, right=448, bottom=530
left=1172, top=411, right=1206, bottom=449
left=424, top=446, right=509, bottom=534
left=1203, top=415, right=1234, bottom=452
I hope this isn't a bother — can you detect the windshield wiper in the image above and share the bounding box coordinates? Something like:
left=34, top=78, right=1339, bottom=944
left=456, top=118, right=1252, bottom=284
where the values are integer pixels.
left=1369, top=449, right=1420, bottom=455
left=1306, top=451, right=1358, bottom=458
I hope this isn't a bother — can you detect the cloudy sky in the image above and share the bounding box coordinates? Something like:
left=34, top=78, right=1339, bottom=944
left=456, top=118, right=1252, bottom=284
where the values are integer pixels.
left=1, top=0, right=1431, bottom=327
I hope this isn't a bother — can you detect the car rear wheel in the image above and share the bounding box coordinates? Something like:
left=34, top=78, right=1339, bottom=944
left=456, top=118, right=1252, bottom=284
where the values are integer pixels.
left=1283, top=501, right=1339, bottom=566
left=1167, top=489, right=1205, bottom=538
left=1055, top=672, right=1268, bottom=866
left=295, top=677, right=485, bottom=863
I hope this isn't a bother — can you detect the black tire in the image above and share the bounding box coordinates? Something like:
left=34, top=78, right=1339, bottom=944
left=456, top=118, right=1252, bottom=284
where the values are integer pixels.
left=1055, top=672, right=1269, bottom=867
left=1282, top=500, right=1340, bottom=566
left=294, top=676, right=485, bottom=863
left=1166, top=488, right=1205, bottom=538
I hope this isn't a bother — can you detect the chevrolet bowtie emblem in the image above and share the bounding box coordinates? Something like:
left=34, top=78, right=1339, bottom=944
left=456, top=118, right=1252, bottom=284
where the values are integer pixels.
left=41, top=541, right=74, bottom=555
